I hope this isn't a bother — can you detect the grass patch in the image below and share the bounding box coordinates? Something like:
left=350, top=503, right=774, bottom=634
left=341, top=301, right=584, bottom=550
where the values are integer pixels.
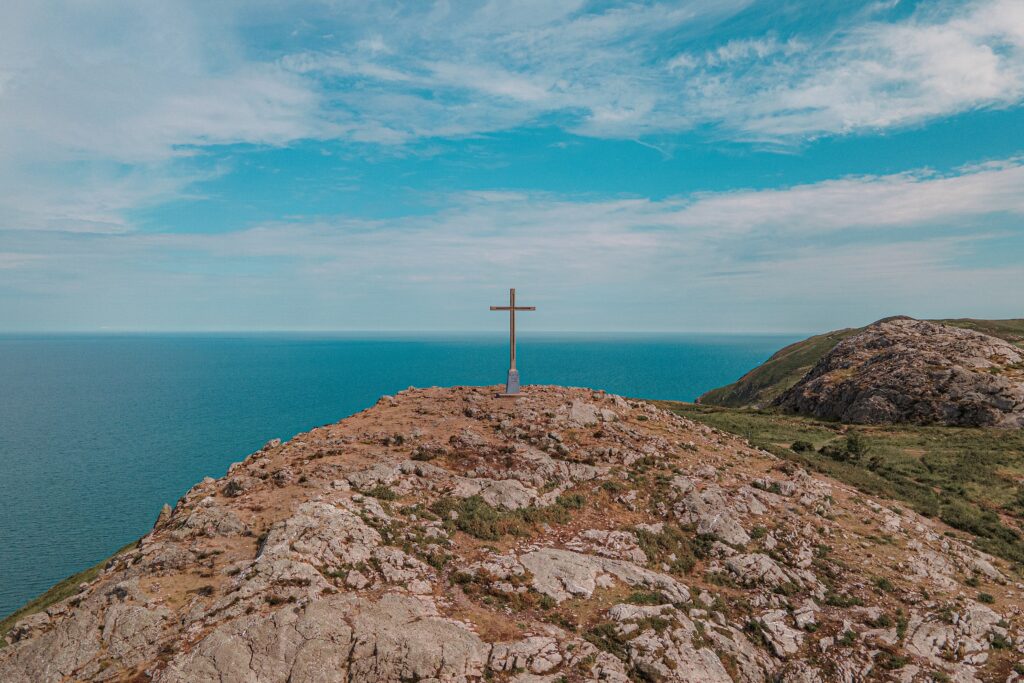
left=365, top=485, right=398, bottom=501
left=873, top=577, right=895, bottom=593
left=633, top=524, right=713, bottom=575
left=430, top=494, right=583, bottom=541
left=625, top=590, right=670, bottom=605
left=584, top=622, right=629, bottom=660
left=1, top=539, right=139, bottom=647
left=454, top=570, right=553, bottom=612
left=824, top=591, right=864, bottom=608
left=875, top=648, right=908, bottom=670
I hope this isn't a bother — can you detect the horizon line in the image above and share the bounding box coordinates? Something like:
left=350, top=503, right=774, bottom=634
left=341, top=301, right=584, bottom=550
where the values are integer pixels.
left=0, top=328, right=813, bottom=337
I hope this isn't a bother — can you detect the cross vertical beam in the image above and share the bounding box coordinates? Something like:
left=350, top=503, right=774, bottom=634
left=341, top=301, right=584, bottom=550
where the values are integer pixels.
left=490, top=288, right=535, bottom=396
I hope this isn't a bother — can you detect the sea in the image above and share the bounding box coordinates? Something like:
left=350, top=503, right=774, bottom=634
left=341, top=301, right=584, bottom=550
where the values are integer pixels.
left=0, top=332, right=799, bottom=618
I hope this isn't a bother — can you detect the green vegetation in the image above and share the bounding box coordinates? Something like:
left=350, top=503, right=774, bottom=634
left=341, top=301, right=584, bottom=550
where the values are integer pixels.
left=698, top=327, right=859, bottom=407
left=632, top=523, right=713, bottom=575
left=658, top=402, right=1024, bottom=569
left=698, top=317, right=1024, bottom=409
left=453, top=569, right=554, bottom=612
left=937, top=318, right=1024, bottom=342
left=584, top=622, right=629, bottom=659
left=365, top=485, right=398, bottom=501
left=874, top=648, right=908, bottom=670
left=873, top=577, right=895, bottom=592
left=430, top=494, right=585, bottom=541
left=825, top=591, right=864, bottom=608
left=1, top=539, right=139, bottom=647
left=625, top=590, right=670, bottom=605
left=584, top=616, right=672, bottom=661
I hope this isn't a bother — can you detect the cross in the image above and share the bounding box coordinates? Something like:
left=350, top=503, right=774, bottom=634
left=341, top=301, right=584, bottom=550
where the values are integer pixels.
left=490, top=288, right=535, bottom=396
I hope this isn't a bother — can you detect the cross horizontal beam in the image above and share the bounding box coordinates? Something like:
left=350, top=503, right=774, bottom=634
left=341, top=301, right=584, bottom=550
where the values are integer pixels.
left=490, top=306, right=536, bottom=311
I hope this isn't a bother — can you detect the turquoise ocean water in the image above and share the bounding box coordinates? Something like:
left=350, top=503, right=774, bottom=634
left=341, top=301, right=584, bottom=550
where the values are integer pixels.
left=0, top=332, right=798, bottom=618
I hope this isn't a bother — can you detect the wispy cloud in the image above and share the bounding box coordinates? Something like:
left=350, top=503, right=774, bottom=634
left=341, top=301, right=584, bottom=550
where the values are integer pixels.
left=0, top=2, right=332, bottom=232
left=1, top=1, right=1022, bottom=331
left=12, top=0, right=1017, bottom=165
left=4, top=157, right=1022, bottom=330
left=2, top=0, right=1022, bottom=234
left=687, top=0, right=1024, bottom=139
left=665, top=157, right=1024, bottom=234
left=280, top=0, right=1024, bottom=142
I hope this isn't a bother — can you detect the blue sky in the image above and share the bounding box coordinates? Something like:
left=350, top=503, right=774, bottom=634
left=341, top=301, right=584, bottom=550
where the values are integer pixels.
left=1, top=0, right=1023, bottom=333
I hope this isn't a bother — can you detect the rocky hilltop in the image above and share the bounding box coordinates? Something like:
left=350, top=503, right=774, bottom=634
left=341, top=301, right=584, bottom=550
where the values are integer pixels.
left=2, top=386, right=1023, bottom=682
left=699, top=318, right=1024, bottom=410
left=774, top=318, right=1024, bottom=427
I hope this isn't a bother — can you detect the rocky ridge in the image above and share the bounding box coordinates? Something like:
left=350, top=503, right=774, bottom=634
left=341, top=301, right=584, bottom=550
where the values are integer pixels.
left=774, top=318, right=1024, bottom=427
left=2, top=385, right=1023, bottom=682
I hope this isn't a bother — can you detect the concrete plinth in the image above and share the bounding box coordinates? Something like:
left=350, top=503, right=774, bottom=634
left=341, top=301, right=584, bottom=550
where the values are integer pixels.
left=497, top=369, right=522, bottom=397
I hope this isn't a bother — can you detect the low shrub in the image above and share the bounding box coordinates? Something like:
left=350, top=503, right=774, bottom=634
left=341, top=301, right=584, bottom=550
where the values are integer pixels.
left=584, top=622, right=628, bottom=660
left=365, top=485, right=398, bottom=501
left=825, top=592, right=864, bottom=608
left=430, top=494, right=582, bottom=541
left=873, top=577, right=895, bottom=592
left=555, top=492, right=586, bottom=509
left=874, top=648, right=907, bottom=670
left=626, top=590, right=669, bottom=605
left=633, top=524, right=713, bottom=575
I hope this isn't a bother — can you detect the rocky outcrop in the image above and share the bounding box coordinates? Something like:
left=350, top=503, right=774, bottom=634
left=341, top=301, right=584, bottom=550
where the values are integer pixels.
left=774, top=317, right=1024, bottom=427
left=2, top=385, right=1022, bottom=682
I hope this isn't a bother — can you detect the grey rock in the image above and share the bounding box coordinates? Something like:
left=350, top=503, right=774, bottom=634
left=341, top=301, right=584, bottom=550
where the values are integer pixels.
left=519, top=548, right=690, bottom=604
left=260, top=500, right=381, bottom=570
left=172, top=498, right=247, bottom=538
left=759, top=610, right=803, bottom=658
left=673, top=477, right=751, bottom=546
left=489, top=636, right=562, bottom=674
left=157, top=593, right=489, bottom=683
left=726, top=553, right=794, bottom=588
left=565, top=400, right=600, bottom=427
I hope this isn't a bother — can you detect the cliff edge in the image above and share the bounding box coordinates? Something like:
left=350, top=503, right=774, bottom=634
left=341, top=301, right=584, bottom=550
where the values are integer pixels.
left=2, top=385, right=1022, bottom=682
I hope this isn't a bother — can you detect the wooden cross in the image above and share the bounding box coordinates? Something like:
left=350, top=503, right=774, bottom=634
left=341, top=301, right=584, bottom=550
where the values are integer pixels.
left=490, top=288, right=535, bottom=396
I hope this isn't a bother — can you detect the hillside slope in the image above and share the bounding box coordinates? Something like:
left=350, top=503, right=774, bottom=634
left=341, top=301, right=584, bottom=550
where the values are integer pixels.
left=775, top=318, right=1024, bottom=427
left=3, top=386, right=1023, bottom=682
left=699, top=317, right=1024, bottom=409
left=698, top=327, right=860, bottom=408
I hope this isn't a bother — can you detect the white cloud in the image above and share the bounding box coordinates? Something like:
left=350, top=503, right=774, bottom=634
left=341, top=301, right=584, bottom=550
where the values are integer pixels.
left=694, top=0, right=1024, bottom=138
left=665, top=158, right=1024, bottom=234
left=0, top=3, right=329, bottom=164
left=2, top=0, right=1022, bottom=234
left=703, top=36, right=806, bottom=67
left=3, top=157, right=1022, bottom=331
left=275, top=0, right=1024, bottom=141
left=2, top=0, right=1022, bottom=167
left=0, top=1, right=333, bottom=231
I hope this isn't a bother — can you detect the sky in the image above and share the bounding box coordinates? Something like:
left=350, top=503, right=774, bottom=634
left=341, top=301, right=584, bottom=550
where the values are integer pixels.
left=1, top=0, right=1023, bottom=334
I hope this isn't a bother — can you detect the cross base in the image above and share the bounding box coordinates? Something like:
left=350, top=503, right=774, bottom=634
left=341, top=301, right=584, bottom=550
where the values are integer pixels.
left=496, top=369, right=523, bottom=398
